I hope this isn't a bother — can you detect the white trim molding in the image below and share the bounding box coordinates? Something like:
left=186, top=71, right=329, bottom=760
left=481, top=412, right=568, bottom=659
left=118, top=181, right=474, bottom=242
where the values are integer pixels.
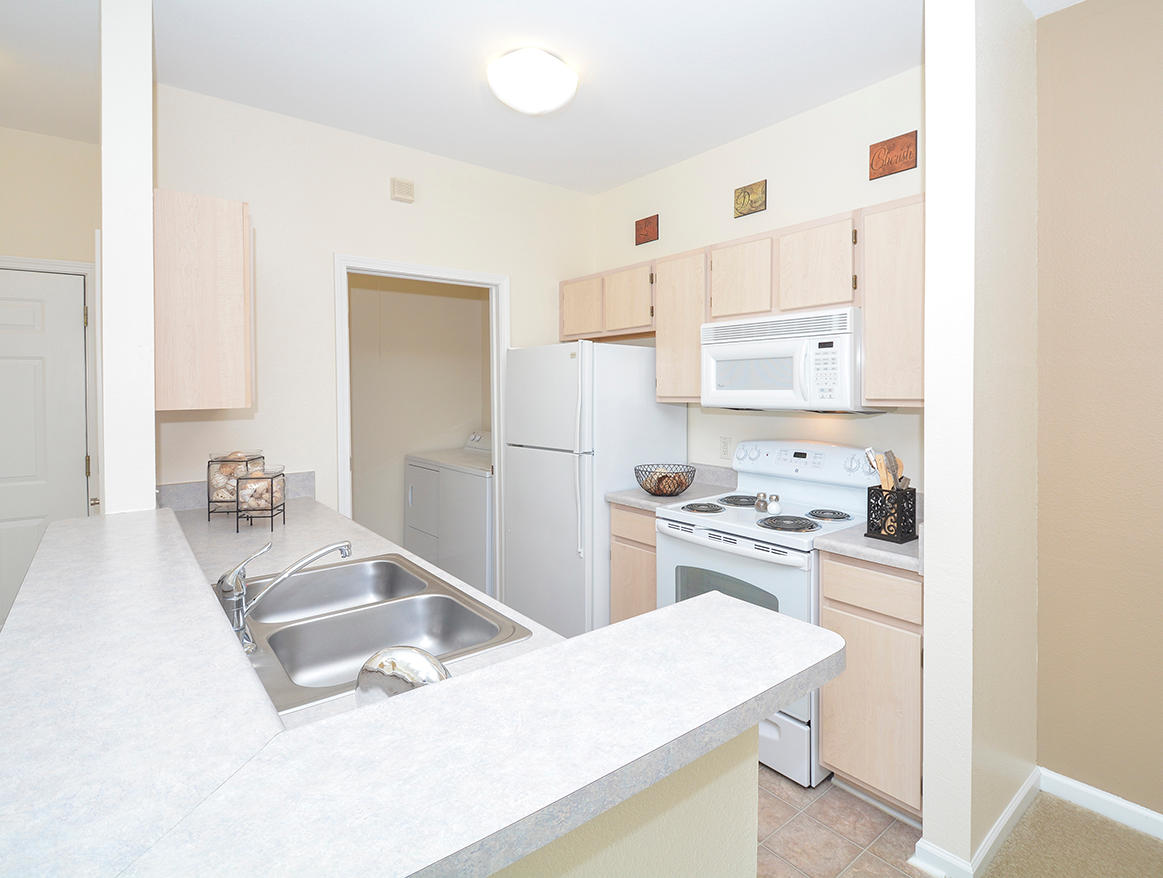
left=332, top=254, right=511, bottom=595
left=909, top=766, right=1163, bottom=877
left=1039, top=769, right=1163, bottom=841
left=911, top=766, right=1040, bottom=878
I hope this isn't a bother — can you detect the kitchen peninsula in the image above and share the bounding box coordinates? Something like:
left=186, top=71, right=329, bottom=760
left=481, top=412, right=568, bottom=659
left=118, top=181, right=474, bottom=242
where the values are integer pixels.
left=0, top=500, right=844, bottom=876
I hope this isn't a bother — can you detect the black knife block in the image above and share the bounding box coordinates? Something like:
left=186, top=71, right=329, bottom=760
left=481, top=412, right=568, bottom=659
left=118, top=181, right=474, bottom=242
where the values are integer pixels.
left=866, top=486, right=918, bottom=544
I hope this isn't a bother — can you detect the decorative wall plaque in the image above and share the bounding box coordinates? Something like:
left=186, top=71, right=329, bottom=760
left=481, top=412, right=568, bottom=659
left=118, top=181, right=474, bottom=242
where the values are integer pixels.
left=635, top=214, right=659, bottom=245
left=869, top=131, right=918, bottom=180
left=733, top=180, right=767, bottom=218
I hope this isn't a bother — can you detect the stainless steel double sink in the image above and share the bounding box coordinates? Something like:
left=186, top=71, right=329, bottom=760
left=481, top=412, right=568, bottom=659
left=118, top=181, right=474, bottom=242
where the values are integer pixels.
left=239, top=553, right=531, bottom=712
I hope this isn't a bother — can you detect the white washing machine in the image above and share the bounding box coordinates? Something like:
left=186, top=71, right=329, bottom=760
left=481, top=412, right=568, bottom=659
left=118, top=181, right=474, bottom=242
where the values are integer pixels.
left=404, top=432, right=494, bottom=597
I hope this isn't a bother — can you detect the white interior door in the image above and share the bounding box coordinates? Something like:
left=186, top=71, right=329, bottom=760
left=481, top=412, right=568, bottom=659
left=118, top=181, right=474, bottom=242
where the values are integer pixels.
left=0, top=269, right=88, bottom=626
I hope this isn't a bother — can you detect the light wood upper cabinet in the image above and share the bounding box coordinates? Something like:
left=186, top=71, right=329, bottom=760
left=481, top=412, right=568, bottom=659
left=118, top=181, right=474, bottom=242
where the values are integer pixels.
left=860, top=196, right=924, bottom=406
left=560, top=276, right=604, bottom=339
left=610, top=503, right=657, bottom=623
left=653, top=250, right=707, bottom=401
left=777, top=215, right=855, bottom=311
left=709, top=237, right=773, bottom=319
left=154, top=188, right=253, bottom=410
left=819, top=553, right=923, bottom=814
left=603, top=264, right=653, bottom=333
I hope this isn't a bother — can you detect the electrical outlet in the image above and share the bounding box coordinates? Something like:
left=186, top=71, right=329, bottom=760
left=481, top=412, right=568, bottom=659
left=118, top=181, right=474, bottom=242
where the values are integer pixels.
left=719, top=436, right=732, bottom=460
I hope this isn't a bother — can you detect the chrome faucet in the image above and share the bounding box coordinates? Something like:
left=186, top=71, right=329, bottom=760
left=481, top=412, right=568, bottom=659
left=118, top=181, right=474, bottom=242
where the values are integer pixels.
left=217, top=540, right=352, bottom=652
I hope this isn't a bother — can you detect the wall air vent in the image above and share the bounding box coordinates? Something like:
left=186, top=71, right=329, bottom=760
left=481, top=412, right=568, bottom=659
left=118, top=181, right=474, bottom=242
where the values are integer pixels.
left=390, top=177, right=415, bottom=203
left=701, top=307, right=855, bottom=345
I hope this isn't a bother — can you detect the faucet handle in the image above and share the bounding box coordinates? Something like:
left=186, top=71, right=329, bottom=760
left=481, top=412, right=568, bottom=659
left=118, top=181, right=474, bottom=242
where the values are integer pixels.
left=216, top=542, right=273, bottom=596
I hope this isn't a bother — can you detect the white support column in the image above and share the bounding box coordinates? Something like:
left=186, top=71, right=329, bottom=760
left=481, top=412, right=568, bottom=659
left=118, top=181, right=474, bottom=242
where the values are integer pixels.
left=99, top=0, right=156, bottom=513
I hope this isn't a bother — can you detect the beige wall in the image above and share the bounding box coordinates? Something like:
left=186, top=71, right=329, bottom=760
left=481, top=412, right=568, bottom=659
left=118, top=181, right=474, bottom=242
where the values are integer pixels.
left=0, top=126, right=98, bottom=262
left=349, top=275, right=488, bottom=543
left=1037, top=0, right=1163, bottom=812
left=496, top=729, right=758, bottom=878
left=153, top=85, right=596, bottom=508
left=969, top=0, right=1039, bottom=852
left=590, top=69, right=925, bottom=478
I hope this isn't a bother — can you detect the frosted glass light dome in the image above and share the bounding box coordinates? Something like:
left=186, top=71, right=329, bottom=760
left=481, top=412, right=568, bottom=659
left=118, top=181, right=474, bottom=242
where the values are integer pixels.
left=487, top=48, right=578, bottom=115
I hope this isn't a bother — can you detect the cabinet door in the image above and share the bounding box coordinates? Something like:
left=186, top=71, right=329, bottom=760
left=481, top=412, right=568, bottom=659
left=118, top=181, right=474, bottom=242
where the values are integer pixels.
left=560, top=277, right=604, bottom=339
left=603, top=265, right=653, bottom=333
left=654, top=250, right=707, bottom=401
left=154, top=189, right=252, bottom=410
left=404, top=463, right=439, bottom=537
left=820, top=605, right=922, bottom=810
left=777, top=216, right=854, bottom=311
left=861, top=198, right=924, bottom=405
left=610, top=537, right=657, bottom=623
left=709, top=237, right=772, bottom=319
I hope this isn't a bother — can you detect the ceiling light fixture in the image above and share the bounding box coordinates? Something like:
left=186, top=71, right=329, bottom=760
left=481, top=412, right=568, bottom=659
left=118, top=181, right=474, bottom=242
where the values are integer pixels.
left=486, top=48, right=578, bottom=116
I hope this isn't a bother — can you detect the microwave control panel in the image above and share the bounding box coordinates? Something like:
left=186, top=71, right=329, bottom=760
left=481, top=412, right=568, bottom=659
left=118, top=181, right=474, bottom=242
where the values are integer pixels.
left=807, top=337, right=853, bottom=406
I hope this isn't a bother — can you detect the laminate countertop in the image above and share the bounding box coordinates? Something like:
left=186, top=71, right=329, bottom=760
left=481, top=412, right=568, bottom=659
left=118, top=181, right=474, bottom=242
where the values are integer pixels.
left=2, top=500, right=845, bottom=876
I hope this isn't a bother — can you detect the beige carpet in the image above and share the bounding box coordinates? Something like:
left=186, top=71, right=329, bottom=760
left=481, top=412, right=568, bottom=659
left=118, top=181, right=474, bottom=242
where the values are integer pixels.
left=983, top=793, right=1163, bottom=878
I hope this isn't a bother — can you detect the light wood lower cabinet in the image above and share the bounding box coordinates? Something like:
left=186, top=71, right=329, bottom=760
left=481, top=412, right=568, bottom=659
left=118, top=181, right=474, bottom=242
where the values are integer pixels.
left=819, top=553, right=923, bottom=814
left=154, top=188, right=253, bottom=410
left=609, top=503, right=657, bottom=623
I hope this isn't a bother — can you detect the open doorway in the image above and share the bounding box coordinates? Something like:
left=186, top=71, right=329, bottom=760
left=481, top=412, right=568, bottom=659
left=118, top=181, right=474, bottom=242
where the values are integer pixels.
left=334, top=256, right=510, bottom=599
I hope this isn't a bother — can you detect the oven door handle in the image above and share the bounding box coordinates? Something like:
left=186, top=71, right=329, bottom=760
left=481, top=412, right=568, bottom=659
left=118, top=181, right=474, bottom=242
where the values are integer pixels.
left=655, top=520, right=810, bottom=570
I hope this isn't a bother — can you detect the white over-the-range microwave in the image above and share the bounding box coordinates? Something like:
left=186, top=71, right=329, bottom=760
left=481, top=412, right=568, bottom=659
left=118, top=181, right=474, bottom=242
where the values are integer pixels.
left=700, top=306, right=879, bottom=413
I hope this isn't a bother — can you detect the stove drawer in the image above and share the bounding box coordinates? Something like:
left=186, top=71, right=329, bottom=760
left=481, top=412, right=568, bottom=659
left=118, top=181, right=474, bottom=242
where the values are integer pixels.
left=611, top=503, right=656, bottom=548
left=759, top=712, right=813, bottom=788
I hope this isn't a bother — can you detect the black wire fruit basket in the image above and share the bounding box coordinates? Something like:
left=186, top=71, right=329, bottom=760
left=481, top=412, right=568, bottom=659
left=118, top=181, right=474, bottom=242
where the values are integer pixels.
left=634, top=464, right=696, bottom=497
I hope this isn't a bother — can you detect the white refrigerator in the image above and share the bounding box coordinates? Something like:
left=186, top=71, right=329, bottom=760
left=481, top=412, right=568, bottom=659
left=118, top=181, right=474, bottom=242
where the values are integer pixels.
left=503, top=341, right=687, bottom=636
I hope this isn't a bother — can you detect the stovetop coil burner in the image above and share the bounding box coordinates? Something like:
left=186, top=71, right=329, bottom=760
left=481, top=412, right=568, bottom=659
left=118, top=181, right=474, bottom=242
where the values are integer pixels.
left=683, top=502, right=724, bottom=514
left=808, top=509, right=852, bottom=521
left=718, top=494, right=759, bottom=508
left=757, top=515, right=820, bottom=533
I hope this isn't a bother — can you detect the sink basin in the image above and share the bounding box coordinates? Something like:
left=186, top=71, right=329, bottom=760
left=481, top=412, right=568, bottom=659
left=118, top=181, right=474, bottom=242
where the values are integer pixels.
left=245, top=555, right=427, bottom=624
left=235, top=552, right=531, bottom=714
left=268, top=594, right=501, bottom=688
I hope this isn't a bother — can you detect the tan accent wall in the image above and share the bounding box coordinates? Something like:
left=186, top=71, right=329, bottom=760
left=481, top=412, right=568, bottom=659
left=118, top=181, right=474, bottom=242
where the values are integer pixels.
left=0, top=126, right=98, bottom=262
left=496, top=729, right=758, bottom=878
left=1037, top=0, right=1163, bottom=812
left=349, top=274, right=489, bottom=544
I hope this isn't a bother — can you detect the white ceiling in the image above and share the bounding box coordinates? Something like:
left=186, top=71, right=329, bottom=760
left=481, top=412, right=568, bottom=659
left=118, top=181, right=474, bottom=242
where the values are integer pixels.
left=5, top=1, right=931, bottom=192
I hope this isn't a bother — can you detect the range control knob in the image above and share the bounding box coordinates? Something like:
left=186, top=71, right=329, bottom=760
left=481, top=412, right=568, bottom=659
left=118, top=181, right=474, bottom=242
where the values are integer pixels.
left=747, top=446, right=760, bottom=461
left=844, top=454, right=861, bottom=473
left=735, top=446, right=746, bottom=461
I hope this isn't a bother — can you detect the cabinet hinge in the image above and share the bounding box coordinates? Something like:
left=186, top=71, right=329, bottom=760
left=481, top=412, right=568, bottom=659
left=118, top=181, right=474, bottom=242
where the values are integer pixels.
left=85, top=455, right=91, bottom=477
left=83, top=305, right=88, bottom=327
left=649, top=272, right=655, bottom=284
left=650, top=305, right=654, bottom=318
left=852, top=229, right=858, bottom=245
left=852, top=274, right=858, bottom=290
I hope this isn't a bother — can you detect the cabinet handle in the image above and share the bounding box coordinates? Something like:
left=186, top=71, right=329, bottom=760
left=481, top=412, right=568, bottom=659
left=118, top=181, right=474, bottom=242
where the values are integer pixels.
left=408, top=485, right=413, bottom=507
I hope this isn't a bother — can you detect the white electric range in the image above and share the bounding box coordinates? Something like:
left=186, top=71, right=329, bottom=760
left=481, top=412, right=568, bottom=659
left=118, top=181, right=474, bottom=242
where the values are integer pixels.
left=654, top=439, right=877, bottom=787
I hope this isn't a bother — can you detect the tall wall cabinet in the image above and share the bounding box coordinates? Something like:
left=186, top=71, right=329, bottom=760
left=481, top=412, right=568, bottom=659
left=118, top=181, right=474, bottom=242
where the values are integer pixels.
left=154, top=188, right=254, bottom=411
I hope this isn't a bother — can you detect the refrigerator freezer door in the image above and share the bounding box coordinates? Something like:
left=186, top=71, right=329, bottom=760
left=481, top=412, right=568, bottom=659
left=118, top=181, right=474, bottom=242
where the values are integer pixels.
left=505, top=341, right=593, bottom=452
left=502, top=444, right=592, bottom=637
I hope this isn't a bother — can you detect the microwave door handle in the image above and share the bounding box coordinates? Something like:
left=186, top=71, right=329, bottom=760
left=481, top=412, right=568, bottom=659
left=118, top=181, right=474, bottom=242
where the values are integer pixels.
left=799, top=346, right=811, bottom=401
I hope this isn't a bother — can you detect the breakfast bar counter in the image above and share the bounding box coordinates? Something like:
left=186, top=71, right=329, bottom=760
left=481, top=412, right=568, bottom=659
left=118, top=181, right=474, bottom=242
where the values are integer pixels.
left=2, top=502, right=845, bottom=876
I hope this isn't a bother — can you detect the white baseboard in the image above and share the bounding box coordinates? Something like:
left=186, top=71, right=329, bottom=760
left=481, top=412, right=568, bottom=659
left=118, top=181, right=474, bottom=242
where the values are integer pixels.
left=907, top=766, right=1041, bottom=878
left=1039, top=768, right=1163, bottom=841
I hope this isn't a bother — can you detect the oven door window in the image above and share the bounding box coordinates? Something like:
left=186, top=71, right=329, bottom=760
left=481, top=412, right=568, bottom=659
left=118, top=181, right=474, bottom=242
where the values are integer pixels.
left=675, top=565, right=780, bottom=613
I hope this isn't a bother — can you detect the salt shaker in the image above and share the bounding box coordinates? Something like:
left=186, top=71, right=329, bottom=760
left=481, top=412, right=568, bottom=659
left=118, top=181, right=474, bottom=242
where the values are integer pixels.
left=766, top=494, right=782, bottom=515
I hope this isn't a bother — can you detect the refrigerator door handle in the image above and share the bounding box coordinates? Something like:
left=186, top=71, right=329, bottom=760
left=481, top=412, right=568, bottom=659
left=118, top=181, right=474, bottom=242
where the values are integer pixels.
left=574, top=347, right=583, bottom=454
left=574, top=454, right=584, bottom=558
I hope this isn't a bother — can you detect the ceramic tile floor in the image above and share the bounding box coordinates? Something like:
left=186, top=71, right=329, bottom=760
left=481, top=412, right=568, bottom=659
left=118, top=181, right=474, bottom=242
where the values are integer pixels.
left=756, top=765, right=925, bottom=878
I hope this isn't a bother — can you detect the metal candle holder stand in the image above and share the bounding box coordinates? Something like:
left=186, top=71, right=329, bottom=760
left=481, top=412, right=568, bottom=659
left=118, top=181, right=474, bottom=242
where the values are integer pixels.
left=234, top=469, right=287, bottom=533
left=865, top=486, right=918, bottom=544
